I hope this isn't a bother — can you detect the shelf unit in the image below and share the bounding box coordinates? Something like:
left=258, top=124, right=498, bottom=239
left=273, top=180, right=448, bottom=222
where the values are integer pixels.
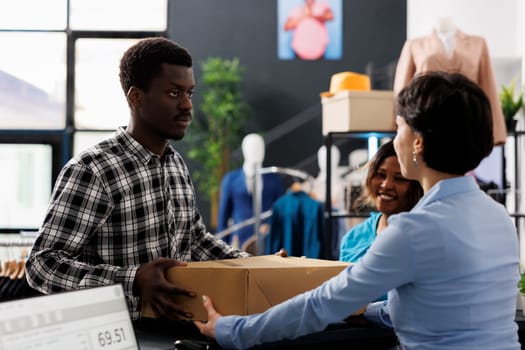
left=324, top=130, right=524, bottom=259
left=323, top=131, right=395, bottom=259
left=506, top=130, right=525, bottom=235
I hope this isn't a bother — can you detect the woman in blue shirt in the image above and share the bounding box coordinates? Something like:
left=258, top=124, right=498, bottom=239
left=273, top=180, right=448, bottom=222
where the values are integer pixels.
left=339, top=140, right=423, bottom=263
left=195, top=72, right=520, bottom=350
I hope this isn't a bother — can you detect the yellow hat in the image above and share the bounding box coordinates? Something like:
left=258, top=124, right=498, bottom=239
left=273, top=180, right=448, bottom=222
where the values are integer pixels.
left=320, top=71, right=371, bottom=98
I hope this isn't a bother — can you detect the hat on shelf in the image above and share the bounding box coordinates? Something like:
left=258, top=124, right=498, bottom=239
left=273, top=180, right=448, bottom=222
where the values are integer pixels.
left=320, top=71, right=371, bottom=98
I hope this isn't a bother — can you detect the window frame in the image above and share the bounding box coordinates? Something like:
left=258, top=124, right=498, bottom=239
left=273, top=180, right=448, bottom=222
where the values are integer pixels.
left=0, top=2, right=169, bottom=231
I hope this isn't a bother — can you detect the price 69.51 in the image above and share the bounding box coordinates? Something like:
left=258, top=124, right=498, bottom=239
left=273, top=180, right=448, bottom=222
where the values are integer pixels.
left=91, top=326, right=131, bottom=349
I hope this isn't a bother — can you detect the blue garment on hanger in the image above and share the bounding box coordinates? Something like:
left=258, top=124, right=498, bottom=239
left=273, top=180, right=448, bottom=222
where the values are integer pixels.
left=217, top=169, right=284, bottom=246
left=264, top=190, right=324, bottom=258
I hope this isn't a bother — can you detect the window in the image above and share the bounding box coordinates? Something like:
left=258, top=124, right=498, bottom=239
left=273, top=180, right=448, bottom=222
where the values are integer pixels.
left=0, top=0, right=67, bottom=30
left=0, top=1, right=168, bottom=230
left=0, top=144, right=52, bottom=229
left=69, top=0, right=167, bottom=31
left=0, top=32, right=66, bottom=129
left=74, top=38, right=140, bottom=130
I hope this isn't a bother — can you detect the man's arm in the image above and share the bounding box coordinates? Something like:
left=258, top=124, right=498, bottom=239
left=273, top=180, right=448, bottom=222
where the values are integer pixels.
left=189, top=209, right=250, bottom=260
left=25, top=162, right=138, bottom=306
left=175, top=160, right=249, bottom=261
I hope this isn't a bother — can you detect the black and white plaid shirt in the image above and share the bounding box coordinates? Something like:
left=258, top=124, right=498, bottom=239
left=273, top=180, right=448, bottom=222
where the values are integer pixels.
left=26, top=127, right=249, bottom=319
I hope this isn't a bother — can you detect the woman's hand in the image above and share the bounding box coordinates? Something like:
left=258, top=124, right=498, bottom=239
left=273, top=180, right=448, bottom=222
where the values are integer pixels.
left=194, top=295, right=222, bottom=339
left=274, top=248, right=288, bottom=257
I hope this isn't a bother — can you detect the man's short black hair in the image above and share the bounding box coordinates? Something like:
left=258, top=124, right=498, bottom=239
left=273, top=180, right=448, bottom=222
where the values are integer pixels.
left=396, top=71, right=494, bottom=175
left=119, top=37, right=192, bottom=95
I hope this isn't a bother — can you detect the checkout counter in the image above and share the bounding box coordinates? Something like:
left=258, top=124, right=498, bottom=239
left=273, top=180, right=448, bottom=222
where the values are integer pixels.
left=134, top=313, right=525, bottom=350
left=134, top=316, right=397, bottom=350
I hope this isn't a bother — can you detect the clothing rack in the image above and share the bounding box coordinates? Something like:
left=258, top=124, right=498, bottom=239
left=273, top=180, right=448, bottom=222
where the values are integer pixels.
left=0, top=233, right=40, bottom=301
left=253, top=166, right=314, bottom=255
left=0, top=234, right=35, bottom=284
left=214, top=210, right=272, bottom=240
left=0, top=239, right=35, bottom=247
left=213, top=166, right=314, bottom=253
left=0, top=232, right=37, bottom=247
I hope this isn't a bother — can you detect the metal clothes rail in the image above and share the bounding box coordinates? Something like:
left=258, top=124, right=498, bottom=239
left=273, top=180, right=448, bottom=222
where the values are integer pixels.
left=213, top=166, right=314, bottom=254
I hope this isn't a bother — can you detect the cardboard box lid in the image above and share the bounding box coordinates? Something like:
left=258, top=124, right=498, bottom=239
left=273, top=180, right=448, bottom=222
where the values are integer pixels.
left=142, top=256, right=350, bottom=321
left=180, top=255, right=350, bottom=269
left=321, top=89, right=394, bottom=104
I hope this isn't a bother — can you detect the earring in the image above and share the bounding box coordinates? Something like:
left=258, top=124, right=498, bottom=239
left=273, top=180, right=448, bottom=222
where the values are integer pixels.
left=412, top=151, right=418, bottom=166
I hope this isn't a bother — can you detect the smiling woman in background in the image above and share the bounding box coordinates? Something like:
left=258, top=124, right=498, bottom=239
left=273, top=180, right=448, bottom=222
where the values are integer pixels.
left=195, top=72, right=520, bottom=350
left=339, top=140, right=423, bottom=264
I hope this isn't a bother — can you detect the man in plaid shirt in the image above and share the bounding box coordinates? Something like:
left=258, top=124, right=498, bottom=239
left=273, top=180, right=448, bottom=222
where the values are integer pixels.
left=25, top=37, right=250, bottom=320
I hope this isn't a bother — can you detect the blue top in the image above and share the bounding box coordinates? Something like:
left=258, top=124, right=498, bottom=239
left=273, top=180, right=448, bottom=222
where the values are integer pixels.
left=339, top=211, right=387, bottom=303
left=264, top=191, right=324, bottom=258
left=339, top=211, right=381, bottom=263
left=215, top=176, right=520, bottom=350
left=217, top=169, right=284, bottom=246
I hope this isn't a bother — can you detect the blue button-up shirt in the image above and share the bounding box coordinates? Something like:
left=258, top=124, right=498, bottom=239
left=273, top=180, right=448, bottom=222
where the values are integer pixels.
left=216, top=176, right=520, bottom=350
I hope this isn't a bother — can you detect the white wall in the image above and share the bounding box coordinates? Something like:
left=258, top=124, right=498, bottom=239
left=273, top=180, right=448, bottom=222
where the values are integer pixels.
left=408, top=0, right=525, bottom=268
left=408, top=0, right=522, bottom=86
left=521, top=0, right=525, bottom=85
left=407, top=0, right=520, bottom=58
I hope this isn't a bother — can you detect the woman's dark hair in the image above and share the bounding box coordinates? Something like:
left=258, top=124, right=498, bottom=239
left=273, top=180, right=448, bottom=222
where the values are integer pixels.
left=355, top=141, right=423, bottom=212
left=119, top=37, right=192, bottom=95
left=396, top=71, right=493, bottom=175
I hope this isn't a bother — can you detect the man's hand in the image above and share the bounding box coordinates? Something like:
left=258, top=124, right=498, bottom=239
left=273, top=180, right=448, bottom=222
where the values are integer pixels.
left=194, top=295, right=222, bottom=339
left=134, top=257, right=195, bottom=319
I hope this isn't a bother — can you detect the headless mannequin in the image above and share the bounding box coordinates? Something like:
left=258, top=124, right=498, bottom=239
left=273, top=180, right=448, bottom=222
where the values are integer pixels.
left=312, top=145, right=343, bottom=206
left=435, top=17, right=457, bottom=57
left=346, top=149, right=368, bottom=186
left=344, top=149, right=368, bottom=211
left=217, top=134, right=284, bottom=249
left=393, top=18, right=506, bottom=144
left=313, top=145, right=346, bottom=259
left=241, top=134, right=265, bottom=194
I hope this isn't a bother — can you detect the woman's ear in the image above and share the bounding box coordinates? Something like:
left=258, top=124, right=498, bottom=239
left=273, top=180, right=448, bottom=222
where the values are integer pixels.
left=126, top=86, right=142, bottom=108
left=413, top=133, right=424, bottom=155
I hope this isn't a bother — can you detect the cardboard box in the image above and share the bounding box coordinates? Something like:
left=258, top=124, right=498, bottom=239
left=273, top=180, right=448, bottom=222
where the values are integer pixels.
left=321, top=90, right=395, bottom=134
left=142, top=256, right=349, bottom=321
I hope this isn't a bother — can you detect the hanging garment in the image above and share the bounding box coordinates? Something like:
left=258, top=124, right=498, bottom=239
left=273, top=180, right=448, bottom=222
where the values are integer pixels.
left=264, top=190, right=324, bottom=258
left=393, top=29, right=506, bottom=144
left=217, top=169, right=284, bottom=247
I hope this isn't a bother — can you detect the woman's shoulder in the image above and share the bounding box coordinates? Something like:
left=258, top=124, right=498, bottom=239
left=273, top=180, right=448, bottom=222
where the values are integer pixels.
left=344, top=212, right=381, bottom=239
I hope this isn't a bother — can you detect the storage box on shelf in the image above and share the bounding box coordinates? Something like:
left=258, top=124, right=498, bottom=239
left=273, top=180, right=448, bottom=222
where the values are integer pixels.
left=321, top=90, right=396, bottom=135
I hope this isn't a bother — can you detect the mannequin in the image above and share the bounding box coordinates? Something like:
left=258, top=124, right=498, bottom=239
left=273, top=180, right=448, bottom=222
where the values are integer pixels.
left=393, top=20, right=506, bottom=144
left=312, top=145, right=344, bottom=206
left=241, top=133, right=265, bottom=194
left=436, top=16, right=456, bottom=35
left=217, top=134, right=284, bottom=248
left=311, top=145, right=346, bottom=259
left=435, top=17, right=456, bottom=56
left=344, top=149, right=369, bottom=212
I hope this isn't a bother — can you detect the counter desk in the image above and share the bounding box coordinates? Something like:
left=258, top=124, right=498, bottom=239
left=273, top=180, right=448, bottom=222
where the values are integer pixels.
left=134, top=316, right=396, bottom=350
left=135, top=313, right=525, bottom=350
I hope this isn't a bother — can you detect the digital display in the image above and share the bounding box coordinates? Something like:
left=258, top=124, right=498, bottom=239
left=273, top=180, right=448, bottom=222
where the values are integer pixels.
left=0, top=285, right=138, bottom=350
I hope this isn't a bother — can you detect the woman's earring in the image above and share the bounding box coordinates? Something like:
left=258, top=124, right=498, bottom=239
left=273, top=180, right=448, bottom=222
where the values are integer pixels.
left=412, top=151, right=418, bottom=166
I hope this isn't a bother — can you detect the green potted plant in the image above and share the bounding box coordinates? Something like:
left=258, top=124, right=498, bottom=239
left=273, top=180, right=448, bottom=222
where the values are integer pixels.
left=519, top=272, right=525, bottom=315
left=185, top=57, right=250, bottom=228
left=499, top=77, right=523, bottom=132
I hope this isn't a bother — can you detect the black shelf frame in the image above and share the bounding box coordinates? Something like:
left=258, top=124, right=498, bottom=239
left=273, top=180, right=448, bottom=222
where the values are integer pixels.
left=324, top=131, right=395, bottom=259
left=324, top=130, right=524, bottom=259
left=507, top=130, right=525, bottom=235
